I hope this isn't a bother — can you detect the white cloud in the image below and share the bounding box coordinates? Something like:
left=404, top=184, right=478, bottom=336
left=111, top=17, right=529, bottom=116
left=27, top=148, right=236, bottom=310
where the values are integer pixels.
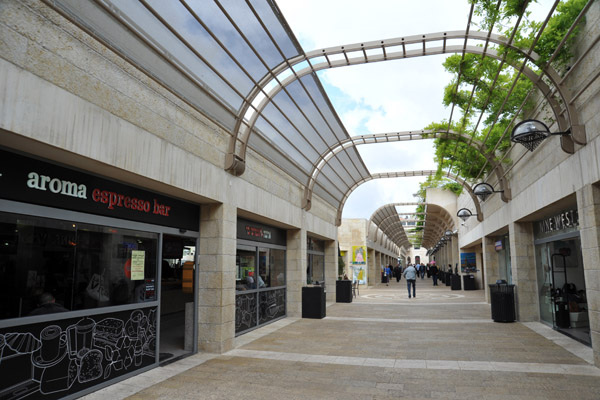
left=275, top=1, right=467, bottom=219
left=275, top=0, right=558, bottom=221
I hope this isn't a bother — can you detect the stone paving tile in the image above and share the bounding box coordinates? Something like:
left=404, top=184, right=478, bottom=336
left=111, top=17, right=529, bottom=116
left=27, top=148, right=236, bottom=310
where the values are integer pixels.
left=97, top=285, right=600, bottom=399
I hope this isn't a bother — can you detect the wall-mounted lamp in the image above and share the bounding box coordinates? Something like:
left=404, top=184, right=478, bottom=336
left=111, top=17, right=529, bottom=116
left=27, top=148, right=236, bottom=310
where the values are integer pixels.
left=457, top=208, right=478, bottom=222
left=511, top=119, right=571, bottom=152
left=473, top=182, right=504, bottom=202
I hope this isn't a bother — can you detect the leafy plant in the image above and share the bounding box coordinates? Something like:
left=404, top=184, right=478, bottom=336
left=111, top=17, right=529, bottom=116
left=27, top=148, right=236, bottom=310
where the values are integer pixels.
left=430, top=0, right=585, bottom=183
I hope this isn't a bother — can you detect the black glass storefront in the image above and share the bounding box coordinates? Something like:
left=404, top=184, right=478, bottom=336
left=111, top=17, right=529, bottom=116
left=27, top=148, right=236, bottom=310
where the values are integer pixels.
left=235, top=219, right=286, bottom=335
left=534, top=208, right=590, bottom=345
left=0, top=148, right=200, bottom=399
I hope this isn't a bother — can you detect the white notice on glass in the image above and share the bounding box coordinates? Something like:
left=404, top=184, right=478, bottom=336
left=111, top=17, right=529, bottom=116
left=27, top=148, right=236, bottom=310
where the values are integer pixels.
left=131, top=250, right=145, bottom=280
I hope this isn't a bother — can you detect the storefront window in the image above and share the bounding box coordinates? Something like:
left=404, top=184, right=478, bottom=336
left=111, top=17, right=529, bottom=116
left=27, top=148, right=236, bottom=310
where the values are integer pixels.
left=0, top=212, right=157, bottom=320
left=307, top=237, right=325, bottom=284
left=236, top=247, right=256, bottom=291
left=235, top=244, right=286, bottom=334
left=497, top=235, right=512, bottom=284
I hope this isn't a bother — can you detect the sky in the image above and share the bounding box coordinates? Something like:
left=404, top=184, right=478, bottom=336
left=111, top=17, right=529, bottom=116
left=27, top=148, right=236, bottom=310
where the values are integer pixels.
left=275, top=0, right=473, bottom=219
left=275, top=0, right=553, bottom=220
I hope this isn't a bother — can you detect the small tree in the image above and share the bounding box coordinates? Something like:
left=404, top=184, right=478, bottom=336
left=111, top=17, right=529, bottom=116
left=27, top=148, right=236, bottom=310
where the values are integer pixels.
left=338, top=256, right=345, bottom=279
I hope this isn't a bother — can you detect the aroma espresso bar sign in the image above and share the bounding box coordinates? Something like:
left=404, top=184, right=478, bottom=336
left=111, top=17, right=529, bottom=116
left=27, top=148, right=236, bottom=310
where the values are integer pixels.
left=0, top=149, right=199, bottom=230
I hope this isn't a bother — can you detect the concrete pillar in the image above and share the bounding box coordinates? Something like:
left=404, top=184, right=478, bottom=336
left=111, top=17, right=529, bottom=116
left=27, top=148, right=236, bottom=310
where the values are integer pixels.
left=198, top=203, right=236, bottom=353
left=367, top=248, right=376, bottom=286
left=286, top=228, right=306, bottom=317
left=576, top=184, right=600, bottom=367
left=482, top=236, right=500, bottom=303
left=509, top=221, right=538, bottom=321
left=324, top=239, right=337, bottom=302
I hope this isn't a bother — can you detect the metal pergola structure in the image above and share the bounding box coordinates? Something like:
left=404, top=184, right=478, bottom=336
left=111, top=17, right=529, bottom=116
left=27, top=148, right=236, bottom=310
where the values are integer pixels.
left=43, top=0, right=597, bottom=250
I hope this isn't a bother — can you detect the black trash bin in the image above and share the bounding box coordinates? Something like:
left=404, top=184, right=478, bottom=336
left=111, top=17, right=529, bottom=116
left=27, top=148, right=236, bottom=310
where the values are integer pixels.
left=463, top=274, right=476, bottom=290
left=440, top=272, right=446, bottom=284
left=336, top=280, right=352, bottom=303
left=555, top=301, right=570, bottom=328
left=489, top=283, right=515, bottom=322
left=451, top=274, right=461, bottom=290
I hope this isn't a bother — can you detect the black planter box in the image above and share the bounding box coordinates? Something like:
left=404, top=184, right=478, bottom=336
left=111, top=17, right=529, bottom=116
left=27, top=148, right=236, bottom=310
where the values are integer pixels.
left=302, top=286, right=326, bottom=318
left=336, top=280, right=353, bottom=303
left=463, top=274, right=476, bottom=290
left=489, top=284, right=516, bottom=322
left=451, top=274, right=462, bottom=290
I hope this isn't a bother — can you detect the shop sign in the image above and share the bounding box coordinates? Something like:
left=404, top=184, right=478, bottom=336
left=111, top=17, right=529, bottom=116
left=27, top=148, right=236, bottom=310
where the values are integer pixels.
left=245, top=225, right=271, bottom=239
left=237, top=218, right=285, bottom=245
left=495, top=240, right=503, bottom=251
left=538, top=209, right=579, bottom=234
left=0, top=148, right=199, bottom=230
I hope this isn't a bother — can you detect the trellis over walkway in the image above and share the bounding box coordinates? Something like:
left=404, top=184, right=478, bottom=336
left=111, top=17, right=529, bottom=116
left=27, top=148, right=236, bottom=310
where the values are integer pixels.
left=227, top=30, right=587, bottom=177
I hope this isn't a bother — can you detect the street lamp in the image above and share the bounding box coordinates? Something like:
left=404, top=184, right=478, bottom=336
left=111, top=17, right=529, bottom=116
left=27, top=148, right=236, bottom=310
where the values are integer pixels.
left=511, top=119, right=572, bottom=152
left=457, top=208, right=478, bottom=222
left=473, top=182, right=503, bottom=202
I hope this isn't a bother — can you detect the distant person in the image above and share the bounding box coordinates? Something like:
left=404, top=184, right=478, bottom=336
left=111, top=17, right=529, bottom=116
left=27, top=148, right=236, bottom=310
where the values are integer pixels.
left=29, top=292, right=69, bottom=315
left=385, top=265, right=392, bottom=286
left=393, top=264, right=402, bottom=282
left=430, top=264, right=439, bottom=286
left=403, top=264, right=417, bottom=298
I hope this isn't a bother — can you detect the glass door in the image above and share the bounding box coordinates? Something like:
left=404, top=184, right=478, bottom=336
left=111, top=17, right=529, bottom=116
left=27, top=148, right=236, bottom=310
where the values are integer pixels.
left=159, top=235, right=197, bottom=363
left=535, top=236, right=590, bottom=345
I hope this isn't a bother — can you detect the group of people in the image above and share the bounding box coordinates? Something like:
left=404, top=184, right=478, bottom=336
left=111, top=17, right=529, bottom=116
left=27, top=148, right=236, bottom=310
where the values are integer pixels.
left=382, top=262, right=440, bottom=298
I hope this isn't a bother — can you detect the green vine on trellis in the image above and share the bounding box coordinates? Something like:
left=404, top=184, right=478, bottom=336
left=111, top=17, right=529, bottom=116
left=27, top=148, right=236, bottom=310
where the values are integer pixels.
left=428, top=0, right=587, bottom=184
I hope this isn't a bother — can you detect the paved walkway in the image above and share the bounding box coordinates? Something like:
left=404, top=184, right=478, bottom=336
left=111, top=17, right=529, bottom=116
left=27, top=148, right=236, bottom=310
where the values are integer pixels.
left=82, top=280, right=600, bottom=399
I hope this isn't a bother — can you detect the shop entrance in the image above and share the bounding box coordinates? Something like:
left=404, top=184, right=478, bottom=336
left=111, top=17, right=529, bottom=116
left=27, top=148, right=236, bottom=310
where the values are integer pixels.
left=159, top=235, right=197, bottom=363
left=535, top=236, right=590, bottom=345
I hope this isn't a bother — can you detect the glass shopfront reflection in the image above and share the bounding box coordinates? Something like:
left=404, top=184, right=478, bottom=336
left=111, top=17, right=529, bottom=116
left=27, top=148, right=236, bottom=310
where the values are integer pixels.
left=0, top=212, right=158, bottom=320
left=534, top=207, right=589, bottom=346
left=235, top=219, right=286, bottom=335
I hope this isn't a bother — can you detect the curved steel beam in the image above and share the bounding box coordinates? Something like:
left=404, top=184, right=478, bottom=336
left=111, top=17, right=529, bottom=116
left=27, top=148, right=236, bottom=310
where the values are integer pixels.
left=302, top=130, right=511, bottom=210
left=227, top=30, right=585, bottom=175
left=334, top=170, right=482, bottom=226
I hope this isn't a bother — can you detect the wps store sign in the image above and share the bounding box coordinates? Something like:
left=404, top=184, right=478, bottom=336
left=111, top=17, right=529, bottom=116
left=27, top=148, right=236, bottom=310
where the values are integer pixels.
left=1, top=149, right=199, bottom=231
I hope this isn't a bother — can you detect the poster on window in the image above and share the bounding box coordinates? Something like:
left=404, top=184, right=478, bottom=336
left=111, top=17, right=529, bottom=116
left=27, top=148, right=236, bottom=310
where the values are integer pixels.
left=352, top=266, right=366, bottom=285
left=131, top=250, right=145, bottom=280
left=460, top=252, right=477, bottom=273
left=352, top=246, right=366, bottom=264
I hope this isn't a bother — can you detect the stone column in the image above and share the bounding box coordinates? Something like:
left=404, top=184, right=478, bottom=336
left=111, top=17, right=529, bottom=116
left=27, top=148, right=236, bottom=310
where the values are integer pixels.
left=482, top=236, right=500, bottom=303
left=286, top=228, right=306, bottom=317
left=324, top=239, right=337, bottom=302
left=577, top=184, right=600, bottom=367
left=367, top=248, right=376, bottom=286
left=509, top=221, right=538, bottom=321
left=198, top=203, right=236, bottom=354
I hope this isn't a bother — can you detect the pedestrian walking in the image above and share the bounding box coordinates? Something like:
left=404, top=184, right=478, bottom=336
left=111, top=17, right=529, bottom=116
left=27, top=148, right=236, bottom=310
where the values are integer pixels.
left=385, top=265, right=392, bottom=286
left=394, top=264, right=402, bottom=282
left=430, top=264, right=439, bottom=286
left=403, top=263, right=417, bottom=298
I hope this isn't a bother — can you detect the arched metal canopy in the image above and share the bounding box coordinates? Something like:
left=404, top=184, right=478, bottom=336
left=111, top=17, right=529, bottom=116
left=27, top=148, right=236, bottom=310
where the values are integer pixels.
left=302, top=130, right=512, bottom=211
left=43, top=1, right=587, bottom=220
left=369, top=203, right=421, bottom=249
left=336, top=170, right=482, bottom=226
left=369, top=202, right=456, bottom=250
left=227, top=30, right=586, bottom=180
